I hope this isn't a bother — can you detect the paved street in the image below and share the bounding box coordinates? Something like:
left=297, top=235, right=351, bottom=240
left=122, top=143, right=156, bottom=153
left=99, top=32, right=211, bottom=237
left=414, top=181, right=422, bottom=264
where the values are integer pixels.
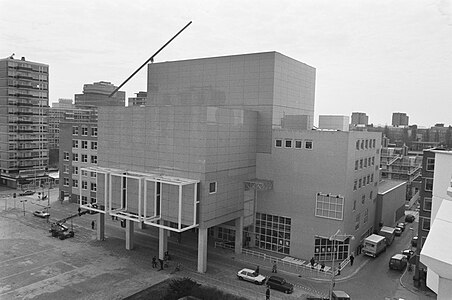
left=0, top=190, right=438, bottom=299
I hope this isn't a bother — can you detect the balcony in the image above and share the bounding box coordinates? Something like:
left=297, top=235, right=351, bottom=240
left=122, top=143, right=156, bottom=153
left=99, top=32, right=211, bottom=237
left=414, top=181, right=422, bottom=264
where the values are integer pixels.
left=16, top=65, right=33, bottom=71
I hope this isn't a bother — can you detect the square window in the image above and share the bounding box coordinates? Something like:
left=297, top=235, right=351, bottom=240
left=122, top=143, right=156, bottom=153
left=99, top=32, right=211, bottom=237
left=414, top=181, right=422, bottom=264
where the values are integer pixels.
left=81, top=126, right=88, bottom=136
left=72, top=153, right=78, bottom=162
left=91, top=141, right=98, bottom=150
left=91, top=172, right=97, bottom=178
left=305, top=140, right=313, bottom=149
left=81, top=169, right=88, bottom=177
left=91, top=127, right=98, bottom=137
left=209, top=182, right=217, bottom=194
left=63, top=151, right=69, bottom=161
left=72, top=126, right=79, bottom=135
left=81, top=140, right=88, bottom=149
left=72, top=140, right=79, bottom=148
left=63, top=177, right=69, bottom=186
left=91, top=155, right=97, bottom=164
left=295, top=140, right=302, bottom=149
left=81, top=154, right=88, bottom=163
left=285, top=139, right=292, bottom=148
left=275, top=139, right=282, bottom=148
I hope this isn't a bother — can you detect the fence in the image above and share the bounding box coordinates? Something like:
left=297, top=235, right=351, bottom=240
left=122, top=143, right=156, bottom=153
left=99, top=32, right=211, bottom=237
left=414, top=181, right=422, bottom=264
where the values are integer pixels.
left=214, top=241, right=345, bottom=278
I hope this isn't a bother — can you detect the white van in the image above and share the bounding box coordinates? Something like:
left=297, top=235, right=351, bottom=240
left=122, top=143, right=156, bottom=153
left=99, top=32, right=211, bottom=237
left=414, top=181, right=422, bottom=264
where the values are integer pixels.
left=362, top=234, right=387, bottom=258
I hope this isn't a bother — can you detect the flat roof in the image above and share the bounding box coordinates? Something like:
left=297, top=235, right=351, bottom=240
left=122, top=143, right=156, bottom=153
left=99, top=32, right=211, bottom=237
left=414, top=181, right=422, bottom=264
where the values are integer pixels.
left=378, top=180, right=407, bottom=195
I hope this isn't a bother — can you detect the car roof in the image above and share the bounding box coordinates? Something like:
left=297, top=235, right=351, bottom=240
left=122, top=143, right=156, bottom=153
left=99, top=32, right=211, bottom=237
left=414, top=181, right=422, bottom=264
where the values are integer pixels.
left=240, top=268, right=255, bottom=273
left=391, top=254, right=406, bottom=259
left=269, top=275, right=284, bottom=281
left=333, top=291, right=350, bottom=297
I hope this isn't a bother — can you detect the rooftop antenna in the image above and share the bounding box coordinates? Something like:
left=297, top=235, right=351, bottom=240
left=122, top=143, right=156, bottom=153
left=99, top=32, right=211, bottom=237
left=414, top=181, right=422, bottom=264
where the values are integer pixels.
left=109, top=21, right=192, bottom=97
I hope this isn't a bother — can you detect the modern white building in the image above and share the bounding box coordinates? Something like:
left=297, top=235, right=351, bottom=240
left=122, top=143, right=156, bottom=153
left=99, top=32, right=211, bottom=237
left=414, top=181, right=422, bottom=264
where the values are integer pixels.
left=420, top=150, right=452, bottom=299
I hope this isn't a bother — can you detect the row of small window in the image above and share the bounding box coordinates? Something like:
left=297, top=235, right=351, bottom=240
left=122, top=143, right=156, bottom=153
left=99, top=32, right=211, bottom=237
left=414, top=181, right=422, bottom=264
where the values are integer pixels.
left=80, top=196, right=97, bottom=205
left=353, top=174, right=374, bottom=190
left=63, top=178, right=97, bottom=191
left=73, top=140, right=97, bottom=150
left=62, top=165, right=97, bottom=178
left=353, top=192, right=373, bottom=211
left=355, top=157, right=375, bottom=170
left=63, top=152, right=98, bottom=164
left=275, top=139, right=313, bottom=149
left=356, top=139, right=376, bottom=150
left=73, top=126, right=97, bottom=137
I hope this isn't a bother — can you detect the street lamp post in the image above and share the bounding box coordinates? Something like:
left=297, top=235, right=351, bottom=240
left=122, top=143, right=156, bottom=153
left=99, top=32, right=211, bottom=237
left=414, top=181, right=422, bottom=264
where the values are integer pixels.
left=329, top=229, right=354, bottom=300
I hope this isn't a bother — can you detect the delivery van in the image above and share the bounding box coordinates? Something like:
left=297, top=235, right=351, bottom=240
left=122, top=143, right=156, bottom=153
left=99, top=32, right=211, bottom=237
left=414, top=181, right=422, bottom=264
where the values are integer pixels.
left=362, top=234, right=387, bottom=258
left=378, top=226, right=396, bottom=246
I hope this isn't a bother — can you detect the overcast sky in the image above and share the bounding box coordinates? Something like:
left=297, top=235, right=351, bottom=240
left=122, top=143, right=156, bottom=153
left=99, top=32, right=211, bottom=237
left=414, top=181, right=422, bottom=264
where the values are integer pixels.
left=1, top=0, right=451, bottom=127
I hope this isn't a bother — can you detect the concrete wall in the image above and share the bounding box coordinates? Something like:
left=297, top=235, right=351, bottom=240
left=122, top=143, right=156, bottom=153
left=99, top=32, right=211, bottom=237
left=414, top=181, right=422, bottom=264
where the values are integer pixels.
left=377, top=180, right=407, bottom=228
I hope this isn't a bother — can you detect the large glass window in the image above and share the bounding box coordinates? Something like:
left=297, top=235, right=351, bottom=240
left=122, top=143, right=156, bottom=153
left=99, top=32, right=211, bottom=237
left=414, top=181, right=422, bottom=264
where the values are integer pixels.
left=255, top=213, right=291, bottom=255
left=314, top=236, right=350, bottom=262
left=315, top=194, right=344, bottom=220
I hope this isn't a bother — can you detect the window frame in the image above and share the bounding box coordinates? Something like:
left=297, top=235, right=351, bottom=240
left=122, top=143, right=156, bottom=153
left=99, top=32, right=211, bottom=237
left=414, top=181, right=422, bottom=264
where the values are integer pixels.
left=426, top=158, right=435, bottom=172
left=275, top=139, right=282, bottom=148
left=209, top=182, right=217, bottom=194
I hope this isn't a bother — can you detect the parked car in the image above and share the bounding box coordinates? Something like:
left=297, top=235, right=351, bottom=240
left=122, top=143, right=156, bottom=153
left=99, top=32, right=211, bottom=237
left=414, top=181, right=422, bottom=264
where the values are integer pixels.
left=396, top=222, right=406, bottom=232
left=389, top=254, right=408, bottom=271
left=411, top=236, right=418, bottom=247
left=33, top=210, right=50, bottom=218
left=266, top=275, right=294, bottom=294
left=394, top=227, right=402, bottom=236
left=402, top=249, right=414, bottom=260
left=19, top=190, right=35, bottom=196
left=237, top=268, right=266, bottom=285
left=86, top=203, right=99, bottom=214
left=405, top=214, right=415, bottom=223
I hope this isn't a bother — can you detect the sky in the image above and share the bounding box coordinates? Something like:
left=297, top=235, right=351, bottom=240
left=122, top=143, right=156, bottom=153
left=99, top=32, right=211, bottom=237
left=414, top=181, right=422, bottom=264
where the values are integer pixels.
left=1, top=0, right=451, bottom=127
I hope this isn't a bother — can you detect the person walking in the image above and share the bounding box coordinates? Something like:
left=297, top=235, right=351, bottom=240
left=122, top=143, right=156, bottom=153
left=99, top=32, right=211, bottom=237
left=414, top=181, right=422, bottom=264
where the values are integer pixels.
left=255, top=265, right=260, bottom=275
left=272, top=262, right=277, bottom=273
left=350, top=253, right=355, bottom=266
left=310, top=257, right=315, bottom=269
left=91, top=220, right=95, bottom=230
left=152, top=256, right=157, bottom=268
left=266, top=287, right=270, bottom=300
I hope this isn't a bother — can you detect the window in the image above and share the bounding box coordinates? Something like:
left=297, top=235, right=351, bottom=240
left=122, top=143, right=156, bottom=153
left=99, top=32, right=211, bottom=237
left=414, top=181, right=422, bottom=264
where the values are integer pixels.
left=426, top=158, right=435, bottom=172
left=72, top=140, right=79, bottom=148
left=82, top=181, right=88, bottom=190
left=368, top=157, right=371, bottom=166
left=91, top=182, right=97, bottom=192
left=72, top=153, right=78, bottom=162
left=360, top=159, right=363, bottom=169
left=365, top=140, right=368, bottom=149
left=91, top=127, right=98, bottom=137
left=63, top=164, right=69, bottom=174
left=255, top=213, right=291, bottom=255
left=81, top=169, right=88, bottom=177
left=356, top=140, right=360, bottom=150
left=355, top=213, right=360, bottom=230
left=90, top=172, right=97, bottom=178
left=361, top=140, right=364, bottom=149
left=91, top=141, right=98, bottom=150
left=81, top=140, right=88, bottom=149
left=353, top=199, right=356, bottom=210
left=364, top=158, right=367, bottom=168
left=425, top=178, right=433, bottom=191
left=369, top=191, right=373, bottom=201
left=422, top=218, right=430, bottom=231
left=285, top=139, right=292, bottom=148
left=63, top=177, right=69, bottom=186
left=305, top=140, right=313, bottom=149
left=424, top=197, right=432, bottom=211
left=364, top=208, right=369, bottom=223
left=355, top=160, right=358, bottom=170
left=358, top=179, right=362, bottom=188
left=315, top=194, right=344, bottom=220
left=91, top=155, right=97, bottom=164
left=72, top=126, right=79, bottom=135
left=367, top=175, right=370, bottom=185
left=73, top=166, right=78, bottom=175
left=81, top=196, right=88, bottom=205
left=72, top=179, right=78, bottom=188
left=372, top=156, right=375, bottom=165
left=353, top=180, right=357, bottom=191
left=90, top=197, right=97, bottom=204
left=372, top=139, right=376, bottom=148
left=64, top=151, right=69, bottom=161
left=275, top=139, right=282, bottom=148
left=371, top=174, right=374, bottom=182
left=295, top=140, right=302, bottom=149
left=81, top=126, right=88, bottom=136
left=81, top=154, right=88, bottom=163
left=209, top=182, right=217, bottom=194
left=362, top=194, right=365, bottom=204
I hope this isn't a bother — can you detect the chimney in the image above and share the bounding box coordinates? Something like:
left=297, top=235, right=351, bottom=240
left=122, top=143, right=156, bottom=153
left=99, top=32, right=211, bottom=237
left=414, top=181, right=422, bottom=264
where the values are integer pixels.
left=21, top=57, right=25, bottom=61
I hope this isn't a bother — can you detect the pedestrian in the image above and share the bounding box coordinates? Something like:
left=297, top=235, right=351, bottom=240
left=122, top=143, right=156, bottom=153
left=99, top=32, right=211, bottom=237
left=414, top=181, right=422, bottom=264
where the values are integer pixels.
left=152, top=256, right=157, bottom=268
left=310, top=257, right=315, bottom=269
left=111, top=215, right=115, bottom=221
left=255, top=265, right=260, bottom=275
left=350, top=254, right=354, bottom=266
left=266, top=287, right=270, bottom=300
left=91, top=220, right=95, bottom=230
left=272, top=262, right=277, bottom=273
left=159, top=258, right=164, bottom=270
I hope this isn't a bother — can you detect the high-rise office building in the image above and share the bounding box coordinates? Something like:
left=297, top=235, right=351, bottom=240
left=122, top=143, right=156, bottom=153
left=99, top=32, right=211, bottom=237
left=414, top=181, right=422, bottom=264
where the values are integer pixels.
left=0, top=56, right=49, bottom=188
left=392, top=112, right=409, bottom=127
left=75, top=81, right=125, bottom=107
left=351, top=112, right=369, bottom=126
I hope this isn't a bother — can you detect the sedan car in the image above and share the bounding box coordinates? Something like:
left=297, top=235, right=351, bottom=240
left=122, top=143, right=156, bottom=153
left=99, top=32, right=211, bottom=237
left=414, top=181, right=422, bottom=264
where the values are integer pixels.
left=411, top=236, right=419, bottom=247
left=266, top=275, right=294, bottom=294
left=405, top=214, right=415, bottom=223
left=33, top=210, right=50, bottom=218
left=237, top=268, right=266, bottom=285
left=394, top=227, right=402, bottom=236
left=19, top=190, right=35, bottom=196
left=402, top=249, right=414, bottom=260
left=396, top=222, right=406, bottom=232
